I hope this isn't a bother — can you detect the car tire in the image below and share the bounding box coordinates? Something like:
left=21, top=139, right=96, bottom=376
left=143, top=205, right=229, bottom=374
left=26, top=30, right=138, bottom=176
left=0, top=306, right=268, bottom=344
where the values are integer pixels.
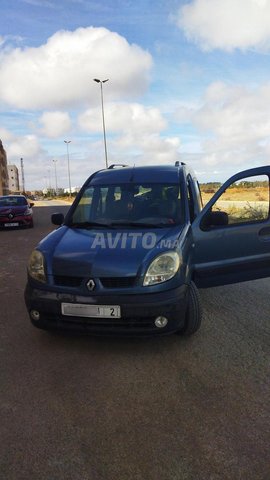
left=176, top=281, right=202, bottom=336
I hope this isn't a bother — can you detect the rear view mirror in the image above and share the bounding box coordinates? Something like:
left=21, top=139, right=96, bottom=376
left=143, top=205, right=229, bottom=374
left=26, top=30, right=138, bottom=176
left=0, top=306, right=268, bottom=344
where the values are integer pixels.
left=201, top=210, right=229, bottom=230
left=51, top=213, right=64, bottom=225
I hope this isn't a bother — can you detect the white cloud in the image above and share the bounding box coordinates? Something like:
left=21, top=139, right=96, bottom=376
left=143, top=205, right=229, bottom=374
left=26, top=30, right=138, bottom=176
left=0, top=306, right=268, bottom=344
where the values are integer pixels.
left=6, top=134, right=43, bottom=160
left=0, top=27, right=152, bottom=110
left=178, top=81, right=270, bottom=168
left=23, top=0, right=57, bottom=7
left=176, top=0, right=270, bottom=51
left=0, top=127, right=15, bottom=142
left=1, top=130, right=70, bottom=190
left=78, top=103, right=167, bottom=135
left=78, top=102, right=180, bottom=164
left=38, top=111, right=72, bottom=138
left=194, top=82, right=270, bottom=143
left=104, top=133, right=181, bottom=166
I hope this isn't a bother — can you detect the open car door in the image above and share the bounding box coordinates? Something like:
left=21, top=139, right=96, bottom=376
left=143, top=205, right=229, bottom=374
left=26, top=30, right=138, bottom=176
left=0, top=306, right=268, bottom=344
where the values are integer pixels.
left=192, top=166, right=270, bottom=288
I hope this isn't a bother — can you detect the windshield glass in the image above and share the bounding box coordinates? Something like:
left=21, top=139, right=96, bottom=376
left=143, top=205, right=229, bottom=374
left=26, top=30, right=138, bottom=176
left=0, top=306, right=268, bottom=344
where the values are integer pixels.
left=0, top=196, right=28, bottom=207
left=69, top=183, right=183, bottom=227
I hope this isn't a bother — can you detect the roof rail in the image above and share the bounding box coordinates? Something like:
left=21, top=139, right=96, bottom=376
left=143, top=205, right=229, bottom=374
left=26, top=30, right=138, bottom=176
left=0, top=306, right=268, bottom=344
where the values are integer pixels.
left=175, top=161, right=186, bottom=166
left=108, top=164, right=129, bottom=169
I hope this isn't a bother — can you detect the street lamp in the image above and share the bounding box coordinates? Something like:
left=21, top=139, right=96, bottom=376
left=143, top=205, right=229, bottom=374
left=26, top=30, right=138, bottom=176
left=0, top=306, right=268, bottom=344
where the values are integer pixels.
left=93, top=78, right=109, bottom=168
left=47, top=168, right=51, bottom=193
left=43, top=176, right=47, bottom=196
left=52, top=159, right=58, bottom=196
left=64, top=140, right=72, bottom=197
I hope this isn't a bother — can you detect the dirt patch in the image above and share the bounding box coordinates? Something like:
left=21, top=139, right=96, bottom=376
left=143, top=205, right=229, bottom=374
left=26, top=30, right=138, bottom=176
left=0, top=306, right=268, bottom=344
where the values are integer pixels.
left=201, top=186, right=269, bottom=206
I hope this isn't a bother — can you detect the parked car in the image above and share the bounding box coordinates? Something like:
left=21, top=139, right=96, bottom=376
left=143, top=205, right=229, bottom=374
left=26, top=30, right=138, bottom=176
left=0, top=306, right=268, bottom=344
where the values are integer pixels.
left=24, top=163, right=270, bottom=336
left=0, top=195, right=34, bottom=229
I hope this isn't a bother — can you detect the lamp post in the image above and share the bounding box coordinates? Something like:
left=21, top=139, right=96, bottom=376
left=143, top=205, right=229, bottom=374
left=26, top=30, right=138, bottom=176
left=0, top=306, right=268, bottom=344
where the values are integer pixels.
left=93, top=78, right=109, bottom=168
left=43, top=176, right=47, bottom=196
left=52, top=159, right=58, bottom=196
left=64, top=140, right=72, bottom=197
left=47, top=168, right=51, bottom=193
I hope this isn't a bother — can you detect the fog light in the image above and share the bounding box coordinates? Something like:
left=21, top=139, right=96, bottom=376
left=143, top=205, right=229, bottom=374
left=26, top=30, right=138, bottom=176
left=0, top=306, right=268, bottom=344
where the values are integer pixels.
left=30, top=310, right=40, bottom=321
left=154, top=316, right=168, bottom=328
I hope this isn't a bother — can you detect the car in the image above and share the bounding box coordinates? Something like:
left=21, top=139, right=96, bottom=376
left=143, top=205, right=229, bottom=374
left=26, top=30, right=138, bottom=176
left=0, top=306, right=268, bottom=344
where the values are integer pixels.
left=24, top=163, right=270, bottom=336
left=0, top=195, right=34, bottom=229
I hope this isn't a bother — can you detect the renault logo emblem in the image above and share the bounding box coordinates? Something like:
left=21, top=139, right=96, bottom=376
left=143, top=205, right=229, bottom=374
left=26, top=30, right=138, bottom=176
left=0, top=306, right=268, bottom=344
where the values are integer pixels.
left=87, top=279, right=96, bottom=291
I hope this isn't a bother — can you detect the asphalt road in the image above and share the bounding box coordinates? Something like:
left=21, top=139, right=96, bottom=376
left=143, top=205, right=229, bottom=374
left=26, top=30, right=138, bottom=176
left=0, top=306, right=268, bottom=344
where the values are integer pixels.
left=0, top=204, right=269, bottom=480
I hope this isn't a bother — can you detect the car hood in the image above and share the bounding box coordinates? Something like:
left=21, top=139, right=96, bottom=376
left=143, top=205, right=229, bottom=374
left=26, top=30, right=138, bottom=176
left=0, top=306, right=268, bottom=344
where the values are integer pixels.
left=0, top=205, right=28, bottom=215
left=50, top=225, right=183, bottom=277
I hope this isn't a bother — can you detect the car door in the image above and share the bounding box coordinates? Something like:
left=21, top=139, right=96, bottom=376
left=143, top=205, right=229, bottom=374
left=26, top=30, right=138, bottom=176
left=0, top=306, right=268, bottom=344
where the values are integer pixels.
left=191, top=166, right=270, bottom=287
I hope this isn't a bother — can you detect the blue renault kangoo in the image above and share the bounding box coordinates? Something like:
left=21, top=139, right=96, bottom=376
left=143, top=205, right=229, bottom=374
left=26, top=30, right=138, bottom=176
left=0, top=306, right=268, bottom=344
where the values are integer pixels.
left=24, top=163, right=270, bottom=336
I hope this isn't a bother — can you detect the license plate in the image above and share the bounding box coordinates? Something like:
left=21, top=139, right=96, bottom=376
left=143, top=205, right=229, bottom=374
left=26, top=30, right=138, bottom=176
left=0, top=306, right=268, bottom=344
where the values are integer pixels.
left=61, top=303, right=121, bottom=318
left=4, top=223, right=19, bottom=227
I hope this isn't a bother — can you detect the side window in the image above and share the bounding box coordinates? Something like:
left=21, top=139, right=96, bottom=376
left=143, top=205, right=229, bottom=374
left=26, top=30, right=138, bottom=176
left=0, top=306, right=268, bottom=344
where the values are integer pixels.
left=200, top=182, right=221, bottom=206
left=72, top=186, right=94, bottom=223
left=96, top=187, right=109, bottom=216
left=212, top=174, right=269, bottom=225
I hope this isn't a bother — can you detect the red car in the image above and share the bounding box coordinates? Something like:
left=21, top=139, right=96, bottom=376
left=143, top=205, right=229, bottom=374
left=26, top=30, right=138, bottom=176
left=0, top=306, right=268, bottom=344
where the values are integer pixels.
left=0, top=195, right=34, bottom=228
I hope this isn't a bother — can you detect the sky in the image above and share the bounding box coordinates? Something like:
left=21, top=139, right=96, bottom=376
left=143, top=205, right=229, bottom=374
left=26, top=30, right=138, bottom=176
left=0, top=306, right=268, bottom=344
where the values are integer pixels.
left=1, top=0, right=270, bottom=191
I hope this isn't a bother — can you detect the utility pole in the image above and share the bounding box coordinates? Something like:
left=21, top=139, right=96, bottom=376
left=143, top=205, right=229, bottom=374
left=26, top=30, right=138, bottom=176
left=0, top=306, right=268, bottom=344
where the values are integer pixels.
left=53, top=159, right=58, bottom=196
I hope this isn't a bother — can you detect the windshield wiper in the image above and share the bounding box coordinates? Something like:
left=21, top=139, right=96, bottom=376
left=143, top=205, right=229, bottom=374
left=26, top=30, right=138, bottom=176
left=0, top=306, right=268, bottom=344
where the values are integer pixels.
left=110, top=221, right=165, bottom=228
left=69, top=221, right=111, bottom=228
left=69, top=221, right=177, bottom=229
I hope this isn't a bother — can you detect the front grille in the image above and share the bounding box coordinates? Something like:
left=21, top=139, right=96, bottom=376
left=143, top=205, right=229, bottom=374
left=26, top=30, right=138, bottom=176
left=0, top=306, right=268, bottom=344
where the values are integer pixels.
left=53, top=275, right=136, bottom=289
left=15, top=212, right=28, bottom=216
left=100, top=277, right=136, bottom=288
left=0, top=212, right=25, bottom=217
left=54, top=275, right=83, bottom=287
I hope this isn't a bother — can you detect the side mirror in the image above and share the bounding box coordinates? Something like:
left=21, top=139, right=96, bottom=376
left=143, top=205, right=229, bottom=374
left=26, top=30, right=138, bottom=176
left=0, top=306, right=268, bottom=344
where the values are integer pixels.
left=201, top=210, right=229, bottom=230
left=51, top=213, right=64, bottom=225
left=29, top=202, right=34, bottom=207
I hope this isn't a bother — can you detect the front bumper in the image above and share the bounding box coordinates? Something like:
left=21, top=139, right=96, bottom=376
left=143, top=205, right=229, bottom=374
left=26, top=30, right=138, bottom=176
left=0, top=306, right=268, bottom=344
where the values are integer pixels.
left=24, top=283, right=189, bottom=335
left=0, top=215, right=33, bottom=228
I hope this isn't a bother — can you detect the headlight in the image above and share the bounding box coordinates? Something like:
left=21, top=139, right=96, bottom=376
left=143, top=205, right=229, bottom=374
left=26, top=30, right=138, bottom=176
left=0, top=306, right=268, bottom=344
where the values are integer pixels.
left=143, top=251, right=180, bottom=286
left=28, top=250, right=46, bottom=283
left=24, top=208, right=32, bottom=216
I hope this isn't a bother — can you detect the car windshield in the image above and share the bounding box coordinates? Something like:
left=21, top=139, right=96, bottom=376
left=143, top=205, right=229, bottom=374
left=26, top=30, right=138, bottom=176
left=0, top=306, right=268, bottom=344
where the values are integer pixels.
left=0, top=196, right=28, bottom=207
left=69, top=183, right=183, bottom=227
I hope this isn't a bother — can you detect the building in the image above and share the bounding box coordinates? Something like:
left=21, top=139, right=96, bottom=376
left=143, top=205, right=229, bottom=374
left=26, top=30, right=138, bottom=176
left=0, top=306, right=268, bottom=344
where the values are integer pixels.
left=0, top=140, right=9, bottom=196
left=8, top=165, right=20, bottom=192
